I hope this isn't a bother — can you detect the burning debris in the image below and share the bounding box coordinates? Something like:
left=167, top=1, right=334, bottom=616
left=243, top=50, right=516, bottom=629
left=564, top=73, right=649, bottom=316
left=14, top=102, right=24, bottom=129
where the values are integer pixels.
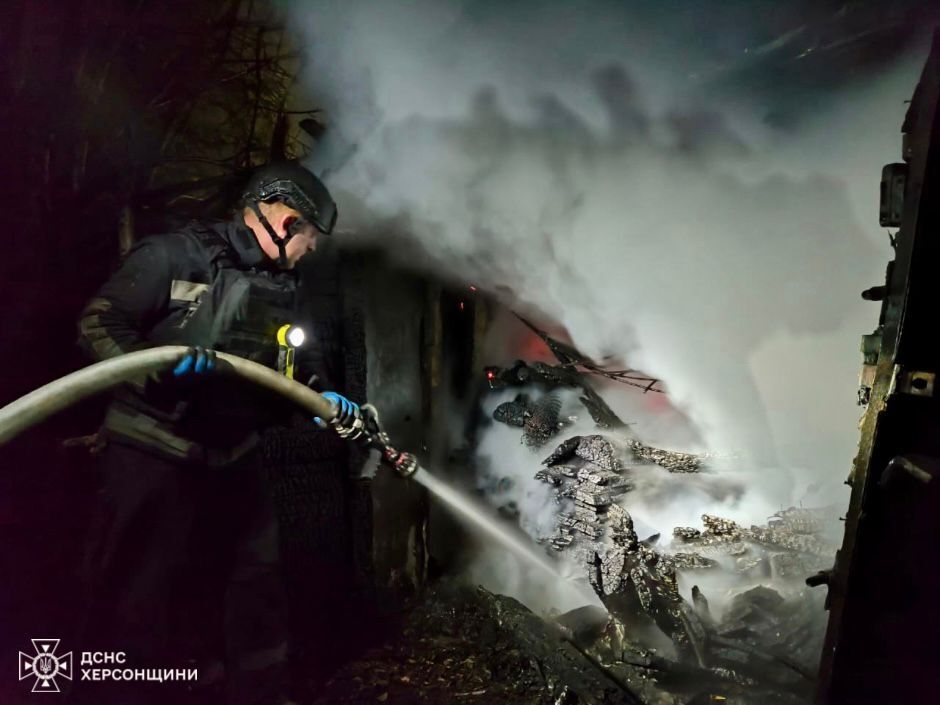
left=487, top=325, right=702, bottom=473
left=671, top=510, right=837, bottom=580
left=479, top=339, right=834, bottom=703
left=493, top=392, right=566, bottom=448
left=589, top=503, right=709, bottom=665
left=535, top=435, right=632, bottom=550
left=627, top=439, right=702, bottom=473
left=538, top=440, right=826, bottom=701
left=487, top=360, right=625, bottom=428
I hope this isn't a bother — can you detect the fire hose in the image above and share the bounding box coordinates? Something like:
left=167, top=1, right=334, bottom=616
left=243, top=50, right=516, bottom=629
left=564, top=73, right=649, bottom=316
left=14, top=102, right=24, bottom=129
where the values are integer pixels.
left=0, top=345, right=418, bottom=477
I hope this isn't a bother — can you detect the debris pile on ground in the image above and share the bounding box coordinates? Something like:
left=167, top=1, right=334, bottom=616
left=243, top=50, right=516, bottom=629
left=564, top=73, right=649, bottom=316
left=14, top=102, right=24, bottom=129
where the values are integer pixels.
left=310, top=583, right=648, bottom=705
left=311, top=581, right=817, bottom=705
left=480, top=373, right=834, bottom=704
left=671, top=509, right=837, bottom=580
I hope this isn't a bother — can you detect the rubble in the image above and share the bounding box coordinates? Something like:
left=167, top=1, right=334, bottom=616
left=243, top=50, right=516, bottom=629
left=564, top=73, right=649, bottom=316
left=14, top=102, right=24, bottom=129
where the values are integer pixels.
left=493, top=392, right=566, bottom=448
left=672, top=527, right=702, bottom=542
left=493, top=393, right=531, bottom=428
left=671, top=552, right=720, bottom=571
left=589, top=504, right=709, bottom=665
left=310, top=582, right=817, bottom=705
left=485, top=360, right=625, bottom=428
left=480, top=359, right=833, bottom=703
left=535, top=435, right=632, bottom=555
left=671, top=510, right=837, bottom=580
left=310, top=583, right=650, bottom=705
left=628, top=439, right=702, bottom=473
left=523, top=393, right=563, bottom=448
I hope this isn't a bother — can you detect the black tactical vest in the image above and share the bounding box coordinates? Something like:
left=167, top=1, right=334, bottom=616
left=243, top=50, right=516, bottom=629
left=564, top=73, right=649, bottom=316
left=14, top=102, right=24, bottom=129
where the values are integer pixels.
left=107, top=223, right=300, bottom=462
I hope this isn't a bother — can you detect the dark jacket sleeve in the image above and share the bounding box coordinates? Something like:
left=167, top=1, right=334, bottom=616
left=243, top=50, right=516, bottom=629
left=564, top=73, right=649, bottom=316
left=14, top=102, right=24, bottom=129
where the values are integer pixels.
left=77, top=237, right=174, bottom=362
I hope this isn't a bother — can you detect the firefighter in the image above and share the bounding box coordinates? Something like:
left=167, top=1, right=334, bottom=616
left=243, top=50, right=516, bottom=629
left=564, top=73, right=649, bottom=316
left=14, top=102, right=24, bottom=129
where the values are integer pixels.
left=73, top=161, right=358, bottom=705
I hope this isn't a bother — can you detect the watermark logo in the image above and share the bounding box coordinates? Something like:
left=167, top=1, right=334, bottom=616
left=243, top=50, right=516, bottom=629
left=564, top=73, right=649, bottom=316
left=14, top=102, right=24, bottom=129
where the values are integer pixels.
left=18, top=639, right=73, bottom=693
left=16, top=643, right=197, bottom=692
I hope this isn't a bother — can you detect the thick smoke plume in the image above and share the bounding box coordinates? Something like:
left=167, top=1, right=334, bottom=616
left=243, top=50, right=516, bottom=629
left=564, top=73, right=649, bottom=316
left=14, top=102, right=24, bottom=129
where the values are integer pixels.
left=289, top=1, right=926, bottom=608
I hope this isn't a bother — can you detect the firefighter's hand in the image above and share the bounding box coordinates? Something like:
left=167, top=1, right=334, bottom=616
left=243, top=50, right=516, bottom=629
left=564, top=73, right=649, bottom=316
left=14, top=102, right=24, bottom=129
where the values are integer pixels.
left=145, top=347, right=216, bottom=400
left=172, top=346, right=217, bottom=376
left=314, top=392, right=363, bottom=438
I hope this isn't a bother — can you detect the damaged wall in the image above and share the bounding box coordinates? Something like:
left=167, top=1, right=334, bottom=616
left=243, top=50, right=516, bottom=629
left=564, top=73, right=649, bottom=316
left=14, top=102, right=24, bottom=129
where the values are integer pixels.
left=363, top=254, right=431, bottom=593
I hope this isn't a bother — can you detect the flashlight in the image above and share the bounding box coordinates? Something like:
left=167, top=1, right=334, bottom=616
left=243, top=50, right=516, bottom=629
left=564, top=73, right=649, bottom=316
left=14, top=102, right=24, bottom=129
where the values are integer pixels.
left=276, top=324, right=306, bottom=379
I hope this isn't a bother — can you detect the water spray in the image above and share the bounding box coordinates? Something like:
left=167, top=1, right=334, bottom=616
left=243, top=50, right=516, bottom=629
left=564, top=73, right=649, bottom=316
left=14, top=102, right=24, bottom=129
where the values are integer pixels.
left=410, top=466, right=562, bottom=579
left=351, top=408, right=564, bottom=580
left=306, top=395, right=563, bottom=580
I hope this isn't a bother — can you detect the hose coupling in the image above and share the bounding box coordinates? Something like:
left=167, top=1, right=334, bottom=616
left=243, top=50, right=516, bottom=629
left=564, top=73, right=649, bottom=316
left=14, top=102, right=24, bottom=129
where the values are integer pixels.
left=360, top=404, right=418, bottom=478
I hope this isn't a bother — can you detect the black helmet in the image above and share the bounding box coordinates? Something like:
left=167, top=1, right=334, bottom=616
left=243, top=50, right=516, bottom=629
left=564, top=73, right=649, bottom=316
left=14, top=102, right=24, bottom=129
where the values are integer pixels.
left=243, top=160, right=337, bottom=235
left=242, top=160, right=337, bottom=267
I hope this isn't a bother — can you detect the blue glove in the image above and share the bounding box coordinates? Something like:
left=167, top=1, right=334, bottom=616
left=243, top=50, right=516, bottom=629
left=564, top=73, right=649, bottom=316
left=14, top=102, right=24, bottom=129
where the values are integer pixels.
left=315, top=391, right=361, bottom=430
left=172, top=346, right=216, bottom=376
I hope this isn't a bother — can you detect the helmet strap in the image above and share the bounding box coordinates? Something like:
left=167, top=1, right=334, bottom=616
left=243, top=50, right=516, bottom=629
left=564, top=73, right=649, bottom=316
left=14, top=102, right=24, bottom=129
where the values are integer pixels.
left=249, top=201, right=295, bottom=268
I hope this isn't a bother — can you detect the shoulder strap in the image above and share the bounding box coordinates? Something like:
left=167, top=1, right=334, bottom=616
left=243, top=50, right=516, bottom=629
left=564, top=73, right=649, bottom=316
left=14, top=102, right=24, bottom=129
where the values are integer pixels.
left=186, top=221, right=237, bottom=272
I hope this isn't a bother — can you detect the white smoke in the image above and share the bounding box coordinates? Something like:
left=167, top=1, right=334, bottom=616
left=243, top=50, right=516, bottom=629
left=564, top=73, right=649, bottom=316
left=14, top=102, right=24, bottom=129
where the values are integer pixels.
left=288, top=0, right=925, bottom=606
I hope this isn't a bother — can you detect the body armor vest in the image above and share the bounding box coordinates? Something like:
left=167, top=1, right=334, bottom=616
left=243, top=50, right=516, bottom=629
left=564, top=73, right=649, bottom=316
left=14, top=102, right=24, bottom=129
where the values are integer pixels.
left=107, top=225, right=300, bottom=462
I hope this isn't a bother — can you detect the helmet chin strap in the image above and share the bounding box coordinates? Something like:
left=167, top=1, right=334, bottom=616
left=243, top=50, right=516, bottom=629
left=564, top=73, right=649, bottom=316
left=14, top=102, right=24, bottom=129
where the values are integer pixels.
left=249, top=201, right=295, bottom=268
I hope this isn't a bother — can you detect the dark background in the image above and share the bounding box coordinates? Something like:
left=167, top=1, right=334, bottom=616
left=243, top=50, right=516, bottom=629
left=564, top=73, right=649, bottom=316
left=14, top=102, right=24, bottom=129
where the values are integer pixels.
left=1, top=0, right=939, bottom=702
